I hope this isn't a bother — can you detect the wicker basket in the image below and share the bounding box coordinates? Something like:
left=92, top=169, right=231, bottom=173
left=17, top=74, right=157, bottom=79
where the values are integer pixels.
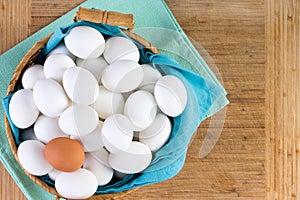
left=4, top=7, right=160, bottom=199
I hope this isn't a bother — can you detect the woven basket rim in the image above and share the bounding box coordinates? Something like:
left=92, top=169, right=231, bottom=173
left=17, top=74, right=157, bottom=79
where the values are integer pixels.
left=4, top=20, right=159, bottom=199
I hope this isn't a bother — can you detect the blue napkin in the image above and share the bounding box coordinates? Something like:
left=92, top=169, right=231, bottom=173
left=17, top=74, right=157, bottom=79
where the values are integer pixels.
left=0, top=0, right=228, bottom=199
left=3, top=21, right=225, bottom=193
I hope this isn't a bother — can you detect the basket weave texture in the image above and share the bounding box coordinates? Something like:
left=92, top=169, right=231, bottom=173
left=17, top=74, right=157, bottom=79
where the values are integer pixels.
left=4, top=7, right=159, bottom=199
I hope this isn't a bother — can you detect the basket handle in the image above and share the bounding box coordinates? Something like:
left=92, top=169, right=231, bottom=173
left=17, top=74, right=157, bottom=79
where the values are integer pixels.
left=74, top=7, right=135, bottom=31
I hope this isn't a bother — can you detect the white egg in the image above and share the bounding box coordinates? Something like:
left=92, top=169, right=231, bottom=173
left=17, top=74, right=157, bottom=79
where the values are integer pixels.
left=101, top=114, right=133, bottom=154
left=47, top=42, right=76, bottom=60
left=138, top=64, right=162, bottom=93
left=93, top=86, right=124, bottom=119
left=70, top=121, right=104, bottom=152
left=108, top=141, right=152, bottom=174
left=124, top=90, right=157, bottom=131
left=58, top=105, right=98, bottom=136
left=34, top=115, right=69, bottom=143
left=21, top=64, right=45, bottom=89
left=63, top=67, right=99, bottom=105
left=20, top=127, right=38, bottom=141
left=33, top=79, right=69, bottom=118
left=103, top=36, right=140, bottom=64
left=55, top=168, right=98, bottom=199
left=64, top=26, right=105, bottom=59
left=101, top=60, right=143, bottom=93
left=83, top=153, right=114, bottom=186
left=139, top=113, right=172, bottom=152
left=76, top=56, right=108, bottom=83
left=9, top=89, right=39, bottom=129
left=48, top=168, right=62, bottom=181
left=17, top=140, right=52, bottom=176
left=89, top=147, right=110, bottom=167
left=154, top=75, right=187, bottom=117
left=44, top=54, right=76, bottom=83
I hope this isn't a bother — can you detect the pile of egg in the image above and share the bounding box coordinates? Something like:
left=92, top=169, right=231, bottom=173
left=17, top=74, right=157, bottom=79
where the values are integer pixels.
left=9, top=26, right=187, bottom=199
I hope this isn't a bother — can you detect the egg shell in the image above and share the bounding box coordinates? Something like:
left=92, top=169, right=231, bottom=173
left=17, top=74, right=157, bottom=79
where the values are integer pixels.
left=58, top=104, right=98, bottom=136
left=17, top=140, right=52, bottom=176
left=55, top=168, right=98, bottom=199
left=76, top=56, right=108, bottom=83
left=139, top=113, right=172, bottom=152
left=108, top=141, right=152, bottom=174
left=48, top=168, right=62, bottom=181
left=33, top=79, right=69, bottom=118
left=20, top=127, right=38, bottom=141
left=93, top=86, right=125, bottom=119
left=44, top=54, right=76, bottom=83
left=9, top=89, right=39, bottom=129
left=21, top=64, right=45, bottom=89
left=103, top=36, right=140, bottom=64
left=89, top=147, right=110, bottom=167
left=64, top=26, right=105, bottom=59
left=47, top=42, right=76, bottom=60
left=83, top=153, right=114, bottom=186
left=34, top=115, right=69, bottom=144
left=44, top=137, right=85, bottom=172
left=154, top=75, right=187, bottom=117
left=63, top=67, right=99, bottom=105
left=70, top=121, right=104, bottom=152
left=101, top=114, right=133, bottom=154
left=138, top=64, right=162, bottom=93
left=124, top=90, right=157, bottom=131
left=101, top=60, right=143, bottom=93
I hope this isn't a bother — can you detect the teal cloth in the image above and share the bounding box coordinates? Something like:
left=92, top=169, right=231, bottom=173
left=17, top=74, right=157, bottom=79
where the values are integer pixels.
left=3, top=20, right=224, bottom=193
left=0, top=0, right=229, bottom=199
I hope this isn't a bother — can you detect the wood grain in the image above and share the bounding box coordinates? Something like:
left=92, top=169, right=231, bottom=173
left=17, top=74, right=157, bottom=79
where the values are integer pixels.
left=0, top=0, right=297, bottom=199
left=0, top=0, right=30, bottom=54
left=265, top=0, right=300, bottom=199
left=1, top=0, right=265, bottom=199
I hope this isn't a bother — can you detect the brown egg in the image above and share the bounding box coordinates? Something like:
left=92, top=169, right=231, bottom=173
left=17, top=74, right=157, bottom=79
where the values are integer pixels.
left=44, top=137, right=85, bottom=172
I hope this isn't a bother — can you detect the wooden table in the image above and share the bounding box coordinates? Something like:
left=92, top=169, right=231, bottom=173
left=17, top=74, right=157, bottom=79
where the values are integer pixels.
left=1, top=0, right=299, bottom=199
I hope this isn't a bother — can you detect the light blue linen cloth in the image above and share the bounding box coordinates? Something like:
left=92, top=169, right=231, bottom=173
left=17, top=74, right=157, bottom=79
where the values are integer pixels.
left=0, top=0, right=228, bottom=199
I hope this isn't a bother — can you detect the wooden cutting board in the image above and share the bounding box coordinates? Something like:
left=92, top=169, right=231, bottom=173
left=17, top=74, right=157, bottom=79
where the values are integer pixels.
left=0, top=0, right=299, bottom=199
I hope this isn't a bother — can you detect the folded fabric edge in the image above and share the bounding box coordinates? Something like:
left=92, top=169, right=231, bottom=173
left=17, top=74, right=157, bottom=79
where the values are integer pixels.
left=160, top=0, right=227, bottom=95
left=2, top=21, right=213, bottom=194
left=205, top=94, right=229, bottom=119
left=0, top=1, right=229, bottom=197
left=94, top=148, right=188, bottom=194
left=0, top=150, right=56, bottom=200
